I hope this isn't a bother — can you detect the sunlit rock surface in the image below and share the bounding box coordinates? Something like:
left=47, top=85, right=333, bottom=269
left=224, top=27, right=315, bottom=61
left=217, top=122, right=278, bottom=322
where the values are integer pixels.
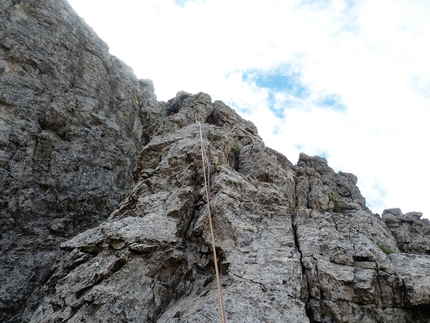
left=1, top=0, right=430, bottom=322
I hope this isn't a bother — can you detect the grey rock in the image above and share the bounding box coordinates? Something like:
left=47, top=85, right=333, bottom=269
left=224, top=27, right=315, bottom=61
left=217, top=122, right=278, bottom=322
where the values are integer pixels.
left=390, top=253, right=430, bottom=307
left=31, top=100, right=308, bottom=322
left=2, top=0, right=430, bottom=322
left=295, top=153, right=367, bottom=213
left=382, top=208, right=430, bottom=255
left=0, top=0, right=160, bottom=321
left=32, top=92, right=430, bottom=322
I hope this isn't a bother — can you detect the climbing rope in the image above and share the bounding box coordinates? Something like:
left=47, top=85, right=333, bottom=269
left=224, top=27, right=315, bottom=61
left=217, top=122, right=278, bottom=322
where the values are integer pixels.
left=197, top=120, right=227, bottom=323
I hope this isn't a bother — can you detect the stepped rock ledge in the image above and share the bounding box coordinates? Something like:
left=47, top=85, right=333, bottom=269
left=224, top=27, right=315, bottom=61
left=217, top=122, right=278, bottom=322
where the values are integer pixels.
left=1, top=1, right=429, bottom=322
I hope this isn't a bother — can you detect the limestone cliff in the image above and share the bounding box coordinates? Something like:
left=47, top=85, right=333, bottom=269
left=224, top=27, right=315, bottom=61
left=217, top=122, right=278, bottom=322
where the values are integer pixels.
left=1, top=1, right=430, bottom=322
left=0, top=0, right=158, bottom=321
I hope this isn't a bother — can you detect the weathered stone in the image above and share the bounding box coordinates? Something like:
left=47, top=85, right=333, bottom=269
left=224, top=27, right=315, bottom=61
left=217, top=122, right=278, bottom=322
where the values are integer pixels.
left=2, top=0, right=430, bottom=322
left=382, top=208, right=430, bottom=255
left=390, top=253, right=430, bottom=307
left=0, top=0, right=159, bottom=321
left=31, top=91, right=430, bottom=322
left=31, top=99, right=309, bottom=322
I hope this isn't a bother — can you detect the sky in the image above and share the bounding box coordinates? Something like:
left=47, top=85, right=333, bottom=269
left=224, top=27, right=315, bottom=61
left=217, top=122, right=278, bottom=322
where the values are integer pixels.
left=67, top=0, right=430, bottom=219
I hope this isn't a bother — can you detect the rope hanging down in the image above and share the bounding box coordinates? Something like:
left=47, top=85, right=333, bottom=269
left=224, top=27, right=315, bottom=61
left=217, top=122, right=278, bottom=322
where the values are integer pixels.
left=197, top=120, right=227, bottom=323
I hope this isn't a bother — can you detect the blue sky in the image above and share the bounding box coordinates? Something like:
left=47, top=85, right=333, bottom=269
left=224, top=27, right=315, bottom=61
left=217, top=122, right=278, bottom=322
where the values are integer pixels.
left=172, top=0, right=190, bottom=7
left=241, top=65, right=346, bottom=118
left=242, top=66, right=309, bottom=98
left=68, top=0, right=430, bottom=218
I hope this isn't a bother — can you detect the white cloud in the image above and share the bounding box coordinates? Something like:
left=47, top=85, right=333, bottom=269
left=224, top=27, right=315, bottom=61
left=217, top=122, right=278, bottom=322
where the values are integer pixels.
left=68, top=0, right=430, bottom=219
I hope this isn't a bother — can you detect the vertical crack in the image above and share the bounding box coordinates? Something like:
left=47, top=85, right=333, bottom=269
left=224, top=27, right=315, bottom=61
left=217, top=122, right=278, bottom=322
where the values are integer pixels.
left=291, top=210, right=314, bottom=322
left=184, top=198, right=200, bottom=242
left=373, top=262, right=385, bottom=307
left=293, top=168, right=316, bottom=321
left=332, top=213, right=339, bottom=232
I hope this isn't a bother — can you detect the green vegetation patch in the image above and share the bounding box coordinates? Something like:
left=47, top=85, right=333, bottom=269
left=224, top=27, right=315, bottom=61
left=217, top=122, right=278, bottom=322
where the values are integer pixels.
left=378, top=244, right=395, bottom=256
left=328, top=194, right=340, bottom=213
left=231, top=146, right=241, bottom=154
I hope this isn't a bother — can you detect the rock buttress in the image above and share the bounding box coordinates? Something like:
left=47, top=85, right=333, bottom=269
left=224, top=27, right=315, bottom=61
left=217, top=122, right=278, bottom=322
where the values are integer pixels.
left=32, top=94, right=430, bottom=322
left=293, top=153, right=430, bottom=322
left=0, top=0, right=160, bottom=321
left=31, top=94, right=310, bottom=322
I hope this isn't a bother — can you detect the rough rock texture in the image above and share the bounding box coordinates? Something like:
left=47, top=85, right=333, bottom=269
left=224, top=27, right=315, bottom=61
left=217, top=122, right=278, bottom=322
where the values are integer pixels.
left=293, top=157, right=430, bottom=322
left=0, top=0, right=159, bottom=321
left=31, top=93, right=430, bottom=322
left=2, top=1, right=430, bottom=323
left=382, top=208, right=430, bottom=255
left=31, top=96, right=309, bottom=322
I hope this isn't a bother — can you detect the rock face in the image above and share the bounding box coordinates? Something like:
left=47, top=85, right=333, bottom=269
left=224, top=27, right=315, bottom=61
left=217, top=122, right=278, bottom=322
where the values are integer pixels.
left=1, top=1, right=430, bottom=322
left=29, top=93, right=430, bottom=322
left=382, top=208, right=430, bottom=255
left=0, top=0, right=158, bottom=321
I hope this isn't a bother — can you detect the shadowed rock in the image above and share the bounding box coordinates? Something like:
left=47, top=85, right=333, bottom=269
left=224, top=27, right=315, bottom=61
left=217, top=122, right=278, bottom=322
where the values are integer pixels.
left=0, top=0, right=158, bottom=321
